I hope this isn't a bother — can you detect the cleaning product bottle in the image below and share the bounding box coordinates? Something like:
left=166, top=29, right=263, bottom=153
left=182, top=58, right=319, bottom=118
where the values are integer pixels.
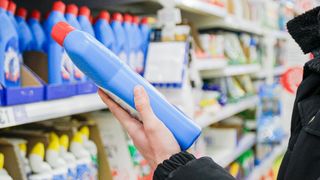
left=65, top=4, right=86, bottom=83
left=0, top=0, right=20, bottom=87
left=18, top=141, right=32, bottom=176
left=15, top=7, right=33, bottom=52
left=6, top=1, right=17, bottom=29
left=139, top=17, right=151, bottom=75
left=123, top=13, right=134, bottom=67
left=45, top=1, right=74, bottom=84
left=131, top=16, right=143, bottom=73
left=70, top=132, right=91, bottom=179
left=93, top=10, right=115, bottom=50
left=80, top=126, right=98, bottom=179
left=28, top=10, right=46, bottom=51
left=110, top=13, right=127, bottom=63
left=59, top=134, right=77, bottom=179
left=78, top=6, right=95, bottom=37
left=0, top=153, right=12, bottom=180
left=51, top=22, right=201, bottom=151
left=29, top=142, right=52, bottom=180
left=46, top=135, right=68, bottom=179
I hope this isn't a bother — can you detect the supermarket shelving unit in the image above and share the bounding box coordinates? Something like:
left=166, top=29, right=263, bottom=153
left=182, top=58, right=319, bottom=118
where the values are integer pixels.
left=199, top=64, right=261, bottom=78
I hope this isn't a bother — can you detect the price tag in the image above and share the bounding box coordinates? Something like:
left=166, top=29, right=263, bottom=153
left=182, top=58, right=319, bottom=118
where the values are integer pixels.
left=0, top=108, right=12, bottom=126
left=0, top=106, right=27, bottom=128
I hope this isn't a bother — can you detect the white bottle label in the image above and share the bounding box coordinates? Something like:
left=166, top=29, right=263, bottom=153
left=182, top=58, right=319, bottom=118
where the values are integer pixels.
left=61, top=50, right=73, bottom=81
left=4, top=39, right=20, bottom=83
left=118, top=51, right=128, bottom=64
left=135, top=51, right=144, bottom=73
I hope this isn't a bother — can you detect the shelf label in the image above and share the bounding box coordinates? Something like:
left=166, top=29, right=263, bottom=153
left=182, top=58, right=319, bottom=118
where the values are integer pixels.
left=0, top=106, right=27, bottom=128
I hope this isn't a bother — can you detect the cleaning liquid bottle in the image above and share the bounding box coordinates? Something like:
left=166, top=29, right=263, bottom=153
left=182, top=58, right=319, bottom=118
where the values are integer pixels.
left=131, top=16, right=143, bottom=74
left=28, top=10, right=46, bottom=51
left=15, top=7, right=33, bottom=52
left=93, top=10, right=115, bottom=50
left=139, top=17, right=150, bottom=75
left=70, top=132, right=91, bottom=179
left=0, top=0, right=20, bottom=87
left=59, top=134, right=77, bottom=179
left=123, top=13, right=135, bottom=67
left=18, top=142, right=32, bottom=176
left=45, top=1, right=74, bottom=84
left=46, top=133, right=68, bottom=179
left=51, top=22, right=201, bottom=151
left=6, top=1, right=17, bottom=29
left=78, top=6, right=95, bottom=37
left=29, top=142, right=53, bottom=180
left=110, top=13, right=127, bottom=63
left=65, top=4, right=86, bottom=83
left=80, top=126, right=98, bottom=179
left=0, top=153, right=12, bottom=180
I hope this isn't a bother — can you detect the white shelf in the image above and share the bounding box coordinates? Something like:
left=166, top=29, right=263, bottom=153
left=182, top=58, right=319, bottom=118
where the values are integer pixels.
left=0, top=94, right=106, bottom=128
left=264, top=30, right=291, bottom=40
left=207, top=133, right=256, bottom=168
left=196, top=96, right=258, bottom=128
left=195, top=58, right=228, bottom=70
left=247, top=140, right=288, bottom=180
left=200, top=64, right=261, bottom=78
left=254, top=66, right=286, bottom=79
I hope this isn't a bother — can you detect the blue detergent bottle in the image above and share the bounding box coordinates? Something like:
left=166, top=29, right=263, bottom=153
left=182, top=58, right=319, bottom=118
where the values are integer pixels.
left=6, top=1, right=17, bottom=29
left=131, top=16, right=143, bottom=74
left=28, top=10, right=46, bottom=51
left=65, top=4, right=86, bottom=83
left=110, top=13, right=127, bottom=63
left=93, top=10, right=115, bottom=50
left=78, top=6, right=95, bottom=37
left=0, top=0, right=20, bottom=87
left=51, top=22, right=201, bottom=151
left=15, top=7, right=33, bottom=52
left=139, top=17, right=151, bottom=75
left=123, top=14, right=134, bottom=67
left=45, top=1, right=73, bottom=84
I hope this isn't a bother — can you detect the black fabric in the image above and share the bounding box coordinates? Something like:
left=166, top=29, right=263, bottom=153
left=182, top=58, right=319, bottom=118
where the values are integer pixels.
left=154, top=151, right=234, bottom=180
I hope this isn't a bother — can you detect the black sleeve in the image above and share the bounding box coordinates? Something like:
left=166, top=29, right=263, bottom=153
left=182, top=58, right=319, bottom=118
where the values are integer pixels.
left=153, top=151, right=235, bottom=180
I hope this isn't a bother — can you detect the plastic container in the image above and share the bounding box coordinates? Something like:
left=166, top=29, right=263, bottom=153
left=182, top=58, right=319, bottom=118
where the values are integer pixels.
left=51, top=22, right=201, bottom=150
left=0, top=153, right=13, bottom=180
left=46, top=137, right=68, bottom=179
left=139, top=17, right=151, bottom=75
left=29, top=142, right=53, bottom=179
left=28, top=10, right=46, bottom=51
left=131, top=16, right=143, bottom=73
left=110, top=13, right=127, bottom=63
left=80, top=126, right=98, bottom=178
left=15, top=7, right=33, bottom=52
left=123, top=14, right=134, bottom=66
left=93, top=10, right=115, bottom=50
left=78, top=6, right=95, bottom=37
left=59, top=134, right=77, bottom=179
left=0, top=0, right=21, bottom=87
left=6, top=1, right=17, bottom=29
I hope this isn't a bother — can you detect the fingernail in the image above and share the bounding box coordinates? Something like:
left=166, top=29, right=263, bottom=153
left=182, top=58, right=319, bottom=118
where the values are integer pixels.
left=135, top=85, right=143, bottom=95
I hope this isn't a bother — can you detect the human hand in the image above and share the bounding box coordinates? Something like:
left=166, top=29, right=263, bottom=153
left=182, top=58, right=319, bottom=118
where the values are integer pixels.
left=98, top=86, right=180, bottom=169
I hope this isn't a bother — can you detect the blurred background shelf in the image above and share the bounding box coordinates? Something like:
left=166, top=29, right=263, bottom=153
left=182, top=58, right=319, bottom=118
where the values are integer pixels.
left=200, top=64, right=261, bottom=78
left=195, top=59, right=228, bottom=70
left=254, top=66, right=286, bottom=79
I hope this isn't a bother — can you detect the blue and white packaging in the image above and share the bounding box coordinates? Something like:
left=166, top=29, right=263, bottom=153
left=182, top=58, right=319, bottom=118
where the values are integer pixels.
left=28, top=10, right=46, bottom=51
left=15, top=7, right=33, bottom=52
left=110, top=13, right=127, bottom=63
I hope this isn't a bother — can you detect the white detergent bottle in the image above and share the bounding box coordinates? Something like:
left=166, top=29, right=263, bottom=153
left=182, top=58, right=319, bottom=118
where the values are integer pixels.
left=70, top=132, right=91, bottom=179
left=29, top=142, right=52, bottom=180
left=18, top=141, right=32, bottom=176
left=0, top=153, right=13, bottom=180
left=46, top=133, right=68, bottom=179
left=59, top=134, right=77, bottom=179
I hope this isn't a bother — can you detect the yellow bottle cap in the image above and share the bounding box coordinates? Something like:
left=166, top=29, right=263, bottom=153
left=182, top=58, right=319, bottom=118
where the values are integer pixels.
left=80, top=126, right=90, bottom=137
left=229, top=163, right=240, bottom=177
left=59, top=134, right=69, bottom=150
left=0, top=153, right=4, bottom=170
left=31, top=142, right=45, bottom=159
left=48, top=138, right=60, bottom=152
left=19, top=143, right=27, bottom=153
left=49, top=132, right=59, bottom=142
left=72, top=132, right=83, bottom=144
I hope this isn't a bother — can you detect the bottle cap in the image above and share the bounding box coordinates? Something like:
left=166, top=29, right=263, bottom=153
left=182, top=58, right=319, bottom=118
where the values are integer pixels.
left=17, top=7, right=27, bottom=19
left=72, top=132, right=83, bottom=144
left=19, top=143, right=27, bottom=153
left=49, top=132, right=59, bottom=142
left=48, top=138, right=60, bottom=152
left=52, top=1, right=65, bottom=14
left=0, top=0, right=8, bottom=10
left=124, top=13, right=132, bottom=23
left=80, top=126, right=89, bottom=137
left=31, top=142, right=45, bottom=159
left=30, top=9, right=41, bottom=21
left=141, top=17, right=148, bottom=24
left=132, top=16, right=139, bottom=24
left=66, top=4, right=78, bottom=16
left=112, top=12, right=123, bottom=22
left=98, top=10, right=110, bottom=22
left=0, top=153, right=3, bottom=170
left=79, top=6, right=90, bottom=19
left=45, top=11, right=50, bottom=19
left=7, top=1, right=16, bottom=14
left=51, top=21, right=75, bottom=46
left=60, top=134, right=69, bottom=150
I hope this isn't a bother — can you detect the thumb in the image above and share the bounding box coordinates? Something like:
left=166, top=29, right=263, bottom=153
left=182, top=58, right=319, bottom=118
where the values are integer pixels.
left=134, top=85, right=156, bottom=123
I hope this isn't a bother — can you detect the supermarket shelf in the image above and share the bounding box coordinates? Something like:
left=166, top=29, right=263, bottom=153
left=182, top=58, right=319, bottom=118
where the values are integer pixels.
left=264, top=30, right=291, bottom=40
left=196, top=96, right=259, bottom=128
left=0, top=94, right=106, bottom=129
left=254, top=66, right=286, bottom=79
left=208, top=133, right=256, bottom=168
left=200, top=64, right=261, bottom=78
left=247, top=140, right=288, bottom=180
left=195, top=58, right=228, bottom=70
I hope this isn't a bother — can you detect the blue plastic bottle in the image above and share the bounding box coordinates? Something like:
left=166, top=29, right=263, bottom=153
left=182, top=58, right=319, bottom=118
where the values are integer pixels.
left=131, top=16, right=143, bottom=74
left=78, top=6, right=95, bottom=37
left=0, top=0, right=20, bottom=87
left=65, top=4, right=86, bottom=83
left=45, top=1, right=73, bottom=84
left=6, top=1, right=17, bottom=29
left=15, top=8, right=33, bottom=52
left=51, top=22, right=201, bottom=150
left=110, top=13, right=127, bottom=63
left=93, top=10, right=115, bottom=50
left=123, top=14, right=135, bottom=67
left=139, top=17, right=151, bottom=75
left=28, top=10, right=46, bottom=51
